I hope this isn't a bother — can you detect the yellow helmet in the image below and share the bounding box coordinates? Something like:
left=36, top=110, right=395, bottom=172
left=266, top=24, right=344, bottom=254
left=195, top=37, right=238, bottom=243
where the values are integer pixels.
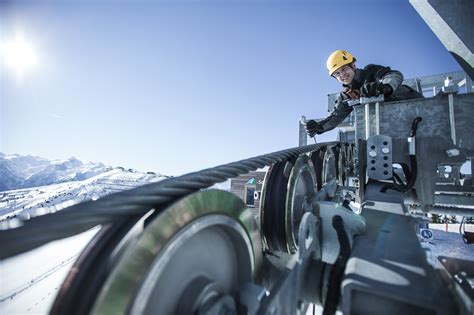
left=326, top=50, right=356, bottom=75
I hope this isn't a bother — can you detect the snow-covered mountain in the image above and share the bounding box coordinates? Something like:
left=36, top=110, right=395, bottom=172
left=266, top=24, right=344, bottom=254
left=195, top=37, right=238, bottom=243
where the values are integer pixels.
left=0, top=167, right=169, bottom=221
left=0, top=153, right=114, bottom=191
left=0, top=152, right=173, bottom=221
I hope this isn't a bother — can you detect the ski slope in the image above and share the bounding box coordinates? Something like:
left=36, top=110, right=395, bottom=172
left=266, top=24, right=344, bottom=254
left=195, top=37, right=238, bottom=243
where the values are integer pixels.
left=0, top=168, right=168, bottom=221
left=0, top=228, right=99, bottom=314
left=0, top=167, right=169, bottom=314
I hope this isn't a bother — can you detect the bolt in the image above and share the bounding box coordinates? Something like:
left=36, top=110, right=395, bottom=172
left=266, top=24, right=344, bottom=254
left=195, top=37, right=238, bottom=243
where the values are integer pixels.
left=381, top=147, right=390, bottom=154
left=369, top=150, right=377, bottom=157
left=297, top=300, right=304, bottom=310
left=444, top=76, right=453, bottom=87
left=446, top=149, right=460, bottom=157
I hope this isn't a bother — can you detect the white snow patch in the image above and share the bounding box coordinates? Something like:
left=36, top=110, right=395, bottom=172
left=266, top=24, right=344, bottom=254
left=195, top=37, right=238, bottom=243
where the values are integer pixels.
left=420, top=224, right=474, bottom=262
left=0, top=228, right=99, bottom=314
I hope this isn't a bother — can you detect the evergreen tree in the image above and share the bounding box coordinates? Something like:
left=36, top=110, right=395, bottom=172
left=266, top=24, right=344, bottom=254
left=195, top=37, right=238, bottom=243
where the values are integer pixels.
left=449, top=215, right=458, bottom=223
left=431, top=213, right=442, bottom=223
left=441, top=215, right=449, bottom=223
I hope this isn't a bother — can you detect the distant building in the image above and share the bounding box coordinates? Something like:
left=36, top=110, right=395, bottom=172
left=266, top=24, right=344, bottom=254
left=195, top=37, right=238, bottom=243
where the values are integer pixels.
left=230, top=171, right=266, bottom=210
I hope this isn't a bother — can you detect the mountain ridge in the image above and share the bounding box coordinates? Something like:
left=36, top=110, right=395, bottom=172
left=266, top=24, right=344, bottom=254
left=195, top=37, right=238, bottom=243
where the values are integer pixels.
left=0, top=166, right=170, bottom=221
left=0, top=153, right=164, bottom=191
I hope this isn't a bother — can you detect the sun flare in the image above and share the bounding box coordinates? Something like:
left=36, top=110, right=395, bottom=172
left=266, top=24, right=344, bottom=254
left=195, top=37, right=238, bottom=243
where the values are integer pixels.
left=1, top=34, right=38, bottom=78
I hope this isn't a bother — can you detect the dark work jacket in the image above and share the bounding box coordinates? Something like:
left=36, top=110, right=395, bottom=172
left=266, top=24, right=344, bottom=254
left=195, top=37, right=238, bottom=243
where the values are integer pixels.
left=318, top=64, right=423, bottom=133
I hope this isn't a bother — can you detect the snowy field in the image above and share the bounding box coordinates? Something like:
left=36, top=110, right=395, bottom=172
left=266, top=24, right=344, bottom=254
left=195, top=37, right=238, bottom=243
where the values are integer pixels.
left=421, top=223, right=474, bottom=262
left=0, top=228, right=99, bottom=314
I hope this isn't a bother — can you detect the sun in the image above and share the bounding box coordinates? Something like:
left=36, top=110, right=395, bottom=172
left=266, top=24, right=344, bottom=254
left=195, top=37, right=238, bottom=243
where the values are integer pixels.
left=1, top=34, right=38, bottom=79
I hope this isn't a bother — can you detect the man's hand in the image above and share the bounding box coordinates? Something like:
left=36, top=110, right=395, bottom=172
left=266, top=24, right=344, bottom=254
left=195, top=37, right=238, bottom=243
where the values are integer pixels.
left=360, top=82, right=392, bottom=97
left=304, top=120, right=324, bottom=137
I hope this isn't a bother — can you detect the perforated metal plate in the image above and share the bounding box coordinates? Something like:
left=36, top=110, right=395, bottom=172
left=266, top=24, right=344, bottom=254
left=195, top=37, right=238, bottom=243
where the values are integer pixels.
left=366, top=135, right=393, bottom=180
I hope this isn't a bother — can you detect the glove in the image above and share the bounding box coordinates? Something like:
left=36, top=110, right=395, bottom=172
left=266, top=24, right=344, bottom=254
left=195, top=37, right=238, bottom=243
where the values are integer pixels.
left=304, top=120, right=324, bottom=137
left=360, top=82, right=392, bottom=97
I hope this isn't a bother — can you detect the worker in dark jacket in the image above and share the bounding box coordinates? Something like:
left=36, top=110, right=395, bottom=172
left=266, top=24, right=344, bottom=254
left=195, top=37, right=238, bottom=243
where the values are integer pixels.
left=305, top=50, right=423, bottom=137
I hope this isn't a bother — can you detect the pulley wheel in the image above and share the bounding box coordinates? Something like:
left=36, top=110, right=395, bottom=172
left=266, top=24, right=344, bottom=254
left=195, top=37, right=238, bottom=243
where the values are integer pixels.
left=338, top=144, right=348, bottom=185
left=285, top=154, right=318, bottom=253
left=322, top=146, right=337, bottom=185
left=91, top=190, right=262, bottom=315
left=349, top=143, right=357, bottom=175
left=260, top=159, right=295, bottom=253
left=309, top=147, right=326, bottom=191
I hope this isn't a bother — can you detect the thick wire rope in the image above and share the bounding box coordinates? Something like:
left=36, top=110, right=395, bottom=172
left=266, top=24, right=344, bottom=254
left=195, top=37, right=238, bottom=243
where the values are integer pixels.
left=0, top=142, right=337, bottom=259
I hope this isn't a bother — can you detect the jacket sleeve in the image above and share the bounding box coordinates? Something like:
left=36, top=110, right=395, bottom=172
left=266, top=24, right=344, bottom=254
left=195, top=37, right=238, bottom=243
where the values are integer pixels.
left=318, top=94, right=353, bottom=133
left=368, top=65, right=404, bottom=94
left=380, top=70, right=404, bottom=94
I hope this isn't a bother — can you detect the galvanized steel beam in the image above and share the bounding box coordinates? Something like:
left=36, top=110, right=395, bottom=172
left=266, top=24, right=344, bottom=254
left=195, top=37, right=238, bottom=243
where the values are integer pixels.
left=410, top=0, right=474, bottom=80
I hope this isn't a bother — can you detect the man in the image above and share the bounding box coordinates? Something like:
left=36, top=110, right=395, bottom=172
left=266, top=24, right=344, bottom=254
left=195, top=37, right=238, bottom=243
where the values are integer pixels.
left=305, top=50, right=423, bottom=137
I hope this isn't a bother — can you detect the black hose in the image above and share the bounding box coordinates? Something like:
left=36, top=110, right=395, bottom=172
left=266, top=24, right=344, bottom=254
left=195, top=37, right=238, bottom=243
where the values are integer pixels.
left=380, top=183, right=403, bottom=193
left=323, top=216, right=351, bottom=315
left=402, top=155, right=418, bottom=193
left=381, top=117, right=422, bottom=193
left=410, top=117, right=423, bottom=137
left=342, top=199, right=352, bottom=211
left=400, top=163, right=412, bottom=182
left=392, top=172, right=404, bottom=186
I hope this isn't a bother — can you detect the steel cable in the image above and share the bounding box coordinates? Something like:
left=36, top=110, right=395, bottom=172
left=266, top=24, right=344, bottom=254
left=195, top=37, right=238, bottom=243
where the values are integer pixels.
left=0, top=142, right=335, bottom=259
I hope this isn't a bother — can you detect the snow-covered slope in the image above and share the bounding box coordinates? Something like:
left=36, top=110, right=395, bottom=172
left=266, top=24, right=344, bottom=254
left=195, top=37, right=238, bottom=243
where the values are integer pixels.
left=0, top=153, right=114, bottom=191
left=0, top=168, right=169, bottom=221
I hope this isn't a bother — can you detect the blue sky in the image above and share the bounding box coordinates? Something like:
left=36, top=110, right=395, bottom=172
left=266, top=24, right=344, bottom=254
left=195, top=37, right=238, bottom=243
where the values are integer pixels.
left=0, top=0, right=462, bottom=175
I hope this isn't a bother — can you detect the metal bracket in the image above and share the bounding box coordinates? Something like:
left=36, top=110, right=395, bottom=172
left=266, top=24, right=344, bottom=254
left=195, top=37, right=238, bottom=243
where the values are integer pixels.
left=347, top=95, right=385, bottom=140
left=314, top=178, right=338, bottom=201
left=346, top=95, right=385, bottom=107
left=298, top=212, right=321, bottom=262
left=448, top=93, right=457, bottom=145
left=249, top=212, right=322, bottom=315
left=312, top=201, right=366, bottom=264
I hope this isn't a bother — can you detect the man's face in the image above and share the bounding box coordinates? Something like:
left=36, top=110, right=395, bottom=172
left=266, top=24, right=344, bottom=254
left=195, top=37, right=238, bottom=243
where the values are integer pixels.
left=332, top=63, right=355, bottom=85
